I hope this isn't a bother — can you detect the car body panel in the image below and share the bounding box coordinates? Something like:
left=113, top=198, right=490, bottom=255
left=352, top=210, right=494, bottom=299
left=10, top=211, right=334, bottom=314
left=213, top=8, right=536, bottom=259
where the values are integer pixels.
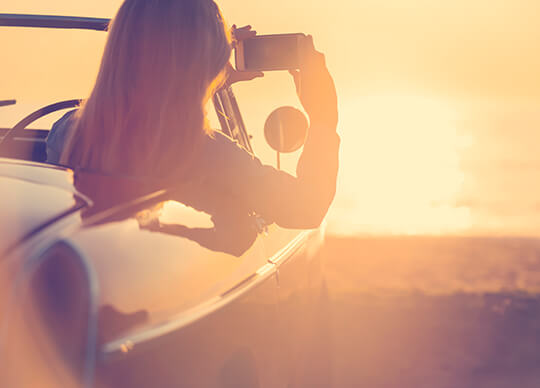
left=0, top=160, right=87, bottom=254
left=97, top=270, right=285, bottom=388
left=68, top=200, right=268, bottom=343
left=58, top=178, right=290, bottom=388
left=0, top=158, right=79, bottom=192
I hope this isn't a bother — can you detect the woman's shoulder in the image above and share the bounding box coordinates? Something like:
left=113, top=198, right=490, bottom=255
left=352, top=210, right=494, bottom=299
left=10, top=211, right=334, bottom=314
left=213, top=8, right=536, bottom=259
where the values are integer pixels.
left=196, top=130, right=261, bottom=179
left=50, top=109, right=77, bottom=133
left=46, top=109, right=77, bottom=164
left=205, top=130, right=255, bottom=160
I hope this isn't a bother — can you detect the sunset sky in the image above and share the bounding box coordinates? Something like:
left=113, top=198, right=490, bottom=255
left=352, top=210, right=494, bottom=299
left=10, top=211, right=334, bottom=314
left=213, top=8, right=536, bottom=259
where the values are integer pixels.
left=2, top=0, right=540, bottom=236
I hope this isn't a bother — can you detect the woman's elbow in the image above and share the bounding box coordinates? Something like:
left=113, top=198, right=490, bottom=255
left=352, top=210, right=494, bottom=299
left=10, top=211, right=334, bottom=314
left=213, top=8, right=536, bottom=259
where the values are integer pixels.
left=301, top=203, right=331, bottom=229
left=298, top=214, right=325, bottom=229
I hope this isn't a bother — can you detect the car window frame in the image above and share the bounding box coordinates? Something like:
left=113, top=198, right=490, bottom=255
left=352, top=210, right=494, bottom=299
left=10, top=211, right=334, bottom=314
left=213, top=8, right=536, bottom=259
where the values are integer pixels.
left=213, top=87, right=253, bottom=153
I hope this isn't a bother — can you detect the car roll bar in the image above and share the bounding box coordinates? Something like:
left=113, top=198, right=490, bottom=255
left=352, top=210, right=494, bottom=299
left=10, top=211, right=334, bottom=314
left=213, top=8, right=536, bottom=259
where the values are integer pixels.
left=0, top=14, right=109, bottom=31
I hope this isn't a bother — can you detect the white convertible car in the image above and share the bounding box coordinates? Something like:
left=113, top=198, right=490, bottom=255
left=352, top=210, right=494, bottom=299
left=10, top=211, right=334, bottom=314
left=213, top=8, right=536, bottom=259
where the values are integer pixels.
left=0, top=14, right=331, bottom=388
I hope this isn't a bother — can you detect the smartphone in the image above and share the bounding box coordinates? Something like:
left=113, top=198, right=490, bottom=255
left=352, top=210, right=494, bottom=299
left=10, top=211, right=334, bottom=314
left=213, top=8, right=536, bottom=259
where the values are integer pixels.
left=235, top=33, right=306, bottom=71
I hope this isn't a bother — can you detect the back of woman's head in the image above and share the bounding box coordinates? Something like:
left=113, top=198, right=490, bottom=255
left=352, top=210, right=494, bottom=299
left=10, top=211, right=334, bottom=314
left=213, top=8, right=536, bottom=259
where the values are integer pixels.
left=62, top=0, right=232, bottom=177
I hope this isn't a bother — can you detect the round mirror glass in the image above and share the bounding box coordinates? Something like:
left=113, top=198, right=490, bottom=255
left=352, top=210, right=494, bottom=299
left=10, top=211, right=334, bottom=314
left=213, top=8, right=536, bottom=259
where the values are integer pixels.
left=264, top=106, right=308, bottom=153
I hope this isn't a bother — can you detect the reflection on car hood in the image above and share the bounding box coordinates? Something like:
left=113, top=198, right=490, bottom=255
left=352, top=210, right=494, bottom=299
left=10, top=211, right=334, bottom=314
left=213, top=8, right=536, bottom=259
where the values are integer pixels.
left=0, top=158, right=259, bottom=259
left=0, top=159, right=87, bottom=254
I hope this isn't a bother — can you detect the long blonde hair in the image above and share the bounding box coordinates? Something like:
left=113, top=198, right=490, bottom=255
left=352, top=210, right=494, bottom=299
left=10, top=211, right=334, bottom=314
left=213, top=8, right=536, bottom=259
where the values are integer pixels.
left=61, top=0, right=232, bottom=178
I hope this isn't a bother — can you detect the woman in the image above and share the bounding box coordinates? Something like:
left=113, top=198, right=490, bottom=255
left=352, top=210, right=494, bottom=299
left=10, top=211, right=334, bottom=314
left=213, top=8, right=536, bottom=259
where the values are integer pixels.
left=48, top=0, right=339, bottom=229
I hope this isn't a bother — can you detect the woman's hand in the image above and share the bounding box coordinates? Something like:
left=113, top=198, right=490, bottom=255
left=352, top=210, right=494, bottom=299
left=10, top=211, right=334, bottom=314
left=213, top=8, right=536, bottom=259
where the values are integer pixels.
left=225, top=25, right=264, bottom=85
left=289, top=36, right=338, bottom=129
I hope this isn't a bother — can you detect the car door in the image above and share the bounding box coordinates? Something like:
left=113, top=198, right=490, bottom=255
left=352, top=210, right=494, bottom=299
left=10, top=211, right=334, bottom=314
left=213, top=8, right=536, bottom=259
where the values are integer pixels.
left=89, top=88, right=288, bottom=388
left=64, top=186, right=286, bottom=388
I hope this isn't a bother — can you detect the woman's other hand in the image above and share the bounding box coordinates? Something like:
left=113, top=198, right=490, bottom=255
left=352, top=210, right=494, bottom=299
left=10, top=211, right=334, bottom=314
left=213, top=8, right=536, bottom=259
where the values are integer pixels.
left=289, top=36, right=338, bottom=129
left=226, top=25, right=264, bottom=85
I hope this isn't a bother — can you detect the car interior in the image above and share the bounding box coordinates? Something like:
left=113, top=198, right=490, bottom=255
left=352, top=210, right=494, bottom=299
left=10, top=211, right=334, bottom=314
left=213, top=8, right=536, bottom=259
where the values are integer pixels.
left=0, top=88, right=251, bottom=165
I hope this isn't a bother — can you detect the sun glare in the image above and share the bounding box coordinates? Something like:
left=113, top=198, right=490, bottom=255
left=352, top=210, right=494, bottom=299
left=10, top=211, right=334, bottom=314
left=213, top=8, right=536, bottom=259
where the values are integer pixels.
left=329, top=93, right=473, bottom=235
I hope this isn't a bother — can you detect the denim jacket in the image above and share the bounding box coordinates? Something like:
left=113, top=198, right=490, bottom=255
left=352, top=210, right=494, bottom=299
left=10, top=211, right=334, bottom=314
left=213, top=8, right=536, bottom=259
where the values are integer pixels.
left=46, top=111, right=340, bottom=228
left=46, top=109, right=77, bottom=164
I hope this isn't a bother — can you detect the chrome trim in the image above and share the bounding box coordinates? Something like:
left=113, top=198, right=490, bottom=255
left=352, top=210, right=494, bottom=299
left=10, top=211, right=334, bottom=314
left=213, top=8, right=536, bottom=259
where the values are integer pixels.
left=220, top=273, right=257, bottom=297
left=267, top=231, right=310, bottom=266
left=256, top=262, right=275, bottom=276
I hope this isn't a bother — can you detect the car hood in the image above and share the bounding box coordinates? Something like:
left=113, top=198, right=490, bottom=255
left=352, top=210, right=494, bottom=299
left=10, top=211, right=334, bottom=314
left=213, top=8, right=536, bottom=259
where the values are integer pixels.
left=0, top=159, right=88, bottom=255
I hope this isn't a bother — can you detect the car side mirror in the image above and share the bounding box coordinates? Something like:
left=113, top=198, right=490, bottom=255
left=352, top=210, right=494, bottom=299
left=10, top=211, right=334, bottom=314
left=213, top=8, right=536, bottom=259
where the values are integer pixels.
left=264, top=106, right=308, bottom=169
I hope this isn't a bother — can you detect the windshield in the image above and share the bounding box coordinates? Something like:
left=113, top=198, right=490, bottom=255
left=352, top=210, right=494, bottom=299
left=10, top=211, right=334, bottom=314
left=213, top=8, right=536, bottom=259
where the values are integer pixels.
left=1, top=25, right=104, bottom=129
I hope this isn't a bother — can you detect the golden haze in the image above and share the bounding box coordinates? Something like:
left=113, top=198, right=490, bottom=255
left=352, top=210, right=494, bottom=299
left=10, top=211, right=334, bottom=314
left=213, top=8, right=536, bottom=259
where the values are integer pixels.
left=2, top=0, right=539, bottom=235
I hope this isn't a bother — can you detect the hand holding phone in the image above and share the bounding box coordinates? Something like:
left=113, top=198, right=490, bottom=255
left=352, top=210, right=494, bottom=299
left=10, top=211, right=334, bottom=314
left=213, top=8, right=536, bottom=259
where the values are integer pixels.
left=234, top=31, right=337, bottom=129
left=226, top=25, right=264, bottom=85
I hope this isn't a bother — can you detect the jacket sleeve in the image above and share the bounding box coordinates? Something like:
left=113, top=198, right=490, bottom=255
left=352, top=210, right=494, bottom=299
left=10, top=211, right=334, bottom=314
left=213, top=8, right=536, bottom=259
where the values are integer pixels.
left=210, top=127, right=340, bottom=229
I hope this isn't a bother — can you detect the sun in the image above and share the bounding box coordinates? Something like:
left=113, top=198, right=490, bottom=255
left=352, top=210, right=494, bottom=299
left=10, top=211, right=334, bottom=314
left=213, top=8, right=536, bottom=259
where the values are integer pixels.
left=329, top=93, right=473, bottom=235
